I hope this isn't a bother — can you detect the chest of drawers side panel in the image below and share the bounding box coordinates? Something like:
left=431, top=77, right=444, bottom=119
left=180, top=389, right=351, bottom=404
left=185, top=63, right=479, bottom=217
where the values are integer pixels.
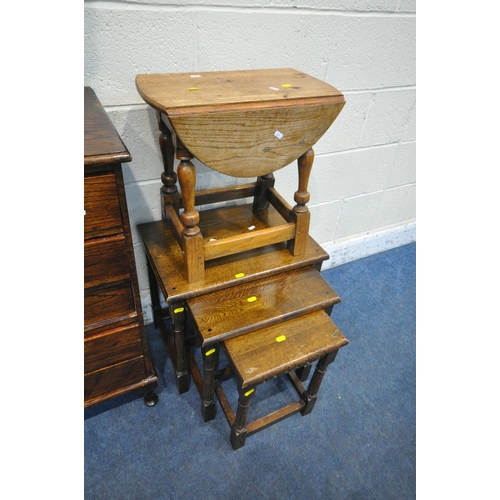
left=84, top=87, right=157, bottom=407
left=83, top=163, right=157, bottom=406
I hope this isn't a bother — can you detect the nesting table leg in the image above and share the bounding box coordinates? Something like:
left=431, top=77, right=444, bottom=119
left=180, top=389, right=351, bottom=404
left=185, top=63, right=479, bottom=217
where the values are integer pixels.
left=146, top=258, right=191, bottom=394
left=201, top=345, right=219, bottom=422
left=301, top=349, right=339, bottom=416
left=230, top=385, right=256, bottom=450
left=170, top=305, right=191, bottom=394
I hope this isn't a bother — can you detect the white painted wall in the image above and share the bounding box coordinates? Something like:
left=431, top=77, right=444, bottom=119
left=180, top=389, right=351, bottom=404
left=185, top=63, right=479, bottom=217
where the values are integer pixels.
left=84, top=0, right=416, bottom=324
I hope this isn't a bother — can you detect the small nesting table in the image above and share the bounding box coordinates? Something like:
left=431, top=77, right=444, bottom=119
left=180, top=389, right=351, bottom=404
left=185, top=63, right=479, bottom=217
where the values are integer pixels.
left=221, top=309, right=348, bottom=449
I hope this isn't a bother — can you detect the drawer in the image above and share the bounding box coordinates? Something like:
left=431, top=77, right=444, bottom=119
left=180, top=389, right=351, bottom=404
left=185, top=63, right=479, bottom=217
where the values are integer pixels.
left=84, top=281, right=136, bottom=328
left=84, top=235, right=130, bottom=288
left=84, top=356, right=146, bottom=402
left=84, top=323, right=144, bottom=373
left=84, top=173, right=123, bottom=238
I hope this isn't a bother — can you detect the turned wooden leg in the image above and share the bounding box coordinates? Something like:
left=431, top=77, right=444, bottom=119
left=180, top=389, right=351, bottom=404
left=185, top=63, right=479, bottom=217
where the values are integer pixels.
left=157, top=113, right=180, bottom=223
left=201, top=345, right=219, bottom=422
left=230, top=386, right=256, bottom=450
left=301, top=349, right=339, bottom=416
left=176, top=140, right=205, bottom=282
left=170, top=303, right=191, bottom=394
left=288, top=148, right=314, bottom=256
left=253, top=173, right=275, bottom=211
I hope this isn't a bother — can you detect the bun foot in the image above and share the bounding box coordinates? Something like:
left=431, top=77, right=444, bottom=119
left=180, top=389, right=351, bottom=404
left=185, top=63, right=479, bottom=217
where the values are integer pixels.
left=144, top=391, right=158, bottom=407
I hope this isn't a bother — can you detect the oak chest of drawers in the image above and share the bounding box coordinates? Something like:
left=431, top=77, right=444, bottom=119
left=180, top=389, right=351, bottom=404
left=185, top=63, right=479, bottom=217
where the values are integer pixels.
left=84, top=87, right=158, bottom=408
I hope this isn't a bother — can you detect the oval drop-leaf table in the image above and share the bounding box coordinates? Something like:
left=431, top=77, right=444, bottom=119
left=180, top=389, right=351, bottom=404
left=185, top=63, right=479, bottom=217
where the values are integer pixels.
left=135, top=68, right=345, bottom=282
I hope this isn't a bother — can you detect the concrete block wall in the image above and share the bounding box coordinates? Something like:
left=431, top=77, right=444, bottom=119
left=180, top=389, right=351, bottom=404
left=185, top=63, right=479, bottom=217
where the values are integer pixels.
left=84, top=0, right=416, bottom=324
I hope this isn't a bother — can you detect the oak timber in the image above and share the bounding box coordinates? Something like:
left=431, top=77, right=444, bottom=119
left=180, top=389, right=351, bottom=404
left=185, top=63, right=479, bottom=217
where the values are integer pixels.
left=135, top=68, right=345, bottom=177
left=187, top=266, right=341, bottom=346
left=222, top=309, right=348, bottom=389
left=137, top=206, right=329, bottom=303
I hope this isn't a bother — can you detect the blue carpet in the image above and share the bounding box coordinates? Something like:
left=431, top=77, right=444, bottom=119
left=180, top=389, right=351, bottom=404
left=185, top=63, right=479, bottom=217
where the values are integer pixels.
left=84, top=242, right=416, bottom=499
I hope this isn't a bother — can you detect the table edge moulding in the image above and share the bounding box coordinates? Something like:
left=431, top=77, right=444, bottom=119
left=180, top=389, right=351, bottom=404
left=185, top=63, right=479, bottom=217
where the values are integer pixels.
left=135, top=68, right=346, bottom=283
left=84, top=86, right=158, bottom=408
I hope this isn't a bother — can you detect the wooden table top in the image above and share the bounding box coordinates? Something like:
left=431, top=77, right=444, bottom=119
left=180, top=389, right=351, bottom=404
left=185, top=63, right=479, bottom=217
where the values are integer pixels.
left=135, top=69, right=345, bottom=177
left=135, top=68, right=344, bottom=116
left=187, top=265, right=340, bottom=347
left=84, top=87, right=131, bottom=166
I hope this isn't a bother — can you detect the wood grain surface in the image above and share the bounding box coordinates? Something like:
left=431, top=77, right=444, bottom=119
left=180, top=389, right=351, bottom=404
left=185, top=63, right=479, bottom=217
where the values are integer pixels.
left=188, top=265, right=341, bottom=346
left=136, top=68, right=344, bottom=114
left=223, top=309, right=348, bottom=388
left=137, top=204, right=329, bottom=302
left=168, top=102, right=344, bottom=176
left=135, top=69, right=345, bottom=176
left=84, top=87, right=131, bottom=165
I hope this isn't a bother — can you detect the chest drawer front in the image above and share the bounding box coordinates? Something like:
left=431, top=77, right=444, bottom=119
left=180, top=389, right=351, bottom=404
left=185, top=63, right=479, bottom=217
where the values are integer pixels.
left=84, top=173, right=123, bottom=238
left=84, top=235, right=130, bottom=288
left=84, top=356, right=146, bottom=402
left=84, top=281, right=136, bottom=328
left=84, top=323, right=143, bottom=373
